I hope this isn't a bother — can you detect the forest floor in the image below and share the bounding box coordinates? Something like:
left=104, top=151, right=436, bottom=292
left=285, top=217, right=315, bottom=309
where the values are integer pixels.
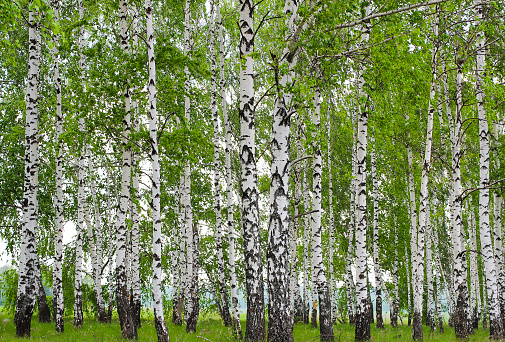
left=0, top=311, right=491, bottom=341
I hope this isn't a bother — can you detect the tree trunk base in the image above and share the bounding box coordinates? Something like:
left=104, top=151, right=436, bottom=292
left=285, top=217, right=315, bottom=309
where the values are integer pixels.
left=15, top=293, right=35, bottom=337
left=412, top=310, right=423, bottom=341
left=354, top=308, right=371, bottom=341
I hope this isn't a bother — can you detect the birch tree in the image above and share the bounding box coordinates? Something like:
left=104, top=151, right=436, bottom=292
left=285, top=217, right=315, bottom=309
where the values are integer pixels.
left=116, top=0, right=136, bottom=337
left=239, top=0, right=266, bottom=339
left=311, top=89, right=334, bottom=342
left=51, top=0, right=64, bottom=332
left=210, top=0, right=232, bottom=328
left=354, top=5, right=372, bottom=341
left=218, top=3, right=242, bottom=336
left=475, top=0, right=503, bottom=337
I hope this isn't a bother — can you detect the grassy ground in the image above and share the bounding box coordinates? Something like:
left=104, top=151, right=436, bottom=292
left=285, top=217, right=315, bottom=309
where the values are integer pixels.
left=0, top=311, right=492, bottom=341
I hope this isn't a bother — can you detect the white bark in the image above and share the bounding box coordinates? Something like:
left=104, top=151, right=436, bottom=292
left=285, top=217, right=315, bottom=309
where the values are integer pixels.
left=303, top=165, right=313, bottom=325
left=146, top=2, right=169, bottom=339
left=426, top=205, right=434, bottom=329
left=328, top=121, right=337, bottom=325
left=210, top=1, right=232, bottom=327
left=239, top=0, right=265, bottom=338
left=371, top=132, right=383, bottom=329
left=346, top=106, right=357, bottom=325
left=130, top=8, right=141, bottom=328
left=474, top=0, right=502, bottom=337
left=51, top=0, right=64, bottom=332
left=218, top=4, right=241, bottom=336
left=14, top=10, right=40, bottom=333
left=116, top=0, right=136, bottom=337
left=355, top=6, right=371, bottom=340
left=412, top=13, right=438, bottom=340
left=182, top=0, right=193, bottom=323
left=468, top=198, right=479, bottom=329
left=494, top=193, right=505, bottom=325
left=88, top=154, right=107, bottom=322
left=310, top=89, right=334, bottom=341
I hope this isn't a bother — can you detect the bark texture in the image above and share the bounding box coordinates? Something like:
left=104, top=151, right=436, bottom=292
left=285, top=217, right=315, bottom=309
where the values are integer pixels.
left=15, top=7, right=41, bottom=337
left=239, top=0, right=266, bottom=339
left=116, top=0, right=136, bottom=338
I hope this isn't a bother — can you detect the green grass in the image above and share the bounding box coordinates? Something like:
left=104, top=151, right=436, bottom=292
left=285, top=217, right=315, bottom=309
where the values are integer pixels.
left=0, top=311, right=492, bottom=341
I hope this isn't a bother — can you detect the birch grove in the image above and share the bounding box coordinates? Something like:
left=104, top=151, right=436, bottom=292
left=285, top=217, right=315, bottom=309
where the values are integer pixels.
left=2, top=0, right=505, bottom=341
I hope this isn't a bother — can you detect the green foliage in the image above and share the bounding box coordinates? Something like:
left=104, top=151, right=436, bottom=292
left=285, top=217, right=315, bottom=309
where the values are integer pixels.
left=0, top=269, right=17, bottom=314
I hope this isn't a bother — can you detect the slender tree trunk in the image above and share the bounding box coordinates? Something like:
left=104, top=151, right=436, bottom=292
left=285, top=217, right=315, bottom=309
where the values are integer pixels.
left=182, top=0, right=194, bottom=324
left=411, top=12, right=438, bottom=340
left=74, top=0, right=87, bottom=328
left=475, top=0, right=503, bottom=338
left=210, top=0, right=232, bottom=328
left=52, top=1, right=64, bottom=331
left=88, top=154, right=107, bottom=323
left=303, top=170, right=310, bottom=325
left=178, top=174, right=187, bottom=324
left=239, top=0, right=265, bottom=339
left=34, top=256, right=50, bottom=323
left=494, top=193, right=505, bottom=329
left=405, top=243, right=412, bottom=326
left=391, top=218, right=399, bottom=328
left=433, top=221, right=444, bottom=333
left=310, top=89, right=334, bottom=342
left=172, top=183, right=182, bottom=325
left=146, top=2, right=169, bottom=340
left=468, top=198, right=480, bottom=330
left=130, top=8, right=141, bottom=328
left=426, top=206, right=434, bottom=330
left=450, top=56, right=469, bottom=339
left=371, top=133, right=383, bottom=329
left=116, top=0, right=136, bottom=338
left=106, top=167, right=116, bottom=322
left=218, top=4, right=242, bottom=337
left=347, top=105, right=357, bottom=326
left=187, top=223, right=200, bottom=333
left=354, top=6, right=371, bottom=341
left=328, top=121, right=337, bottom=325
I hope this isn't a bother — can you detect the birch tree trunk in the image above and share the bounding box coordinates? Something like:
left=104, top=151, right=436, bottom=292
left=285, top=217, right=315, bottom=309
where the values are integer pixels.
left=51, top=0, right=64, bottom=332
left=328, top=121, right=337, bottom=325
left=433, top=220, right=444, bottom=333
left=182, top=0, right=194, bottom=324
left=354, top=6, right=371, bottom=341
left=390, top=218, right=399, bottom=328
left=266, top=0, right=299, bottom=340
left=116, top=0, right=136, bottom=338
left=146, top=2, right=169, bottom=340
left=371, top=133, right=383, bottom=329
left=73, top=0, right=87, bottom=328
left=239, top=0, right=266, bottom=339
left=311, top=89, right=334, bottom=342
left=426, top=206, right=434, bottom=330
left=347, top=105, right=357, bottom=326
left=411, top=12, right=438, bottom=340
left=303, top=170, right=310, bottom=325
left=186, top=223, right=200, bottom=333
left=450, top=57, right=470, bottom=339
left=172, top=183, right=182, bottom=325
left=494, top=193, right=505, bottom=329
left=475, top=0, right=503, bottom=338
left=210, top=1, right=232, bottom=328
left=34, top=254, right=50, bottom=323
left=88, top=154, right=107, bottom=322
left=468, top=199, right=480, bottom=330
left=405, top=243, right=412, bottom=326
left=130, top=8, right=141, bottom=328
left=219, top=4, right=242, bottom=336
